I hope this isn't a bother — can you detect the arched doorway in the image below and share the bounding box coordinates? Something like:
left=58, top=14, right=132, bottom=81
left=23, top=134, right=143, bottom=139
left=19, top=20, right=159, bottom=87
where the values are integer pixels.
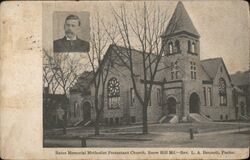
left=167, top=97, right=177, bottom=114
left=189, top=93, right=200, bottom=113
left=82, top=101, right=91, bottom=122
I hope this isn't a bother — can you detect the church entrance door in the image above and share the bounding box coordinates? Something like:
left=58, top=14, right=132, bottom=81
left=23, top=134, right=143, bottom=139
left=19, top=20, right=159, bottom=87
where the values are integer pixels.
left=167, top=97, right=177, bottom=114
left=189, top=93, right=200, bottom=113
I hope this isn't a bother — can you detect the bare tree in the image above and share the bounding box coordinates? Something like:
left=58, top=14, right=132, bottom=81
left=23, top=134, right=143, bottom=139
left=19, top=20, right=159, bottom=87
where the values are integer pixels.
left=104, top=2, right=174, bottom=134
left=43, top=49, right=60, bottom=94
left=53, top=53, right=83, bottom=97
left=43, top=49, right=84, bottom=97
left=86, top=13, right=111, bottom=135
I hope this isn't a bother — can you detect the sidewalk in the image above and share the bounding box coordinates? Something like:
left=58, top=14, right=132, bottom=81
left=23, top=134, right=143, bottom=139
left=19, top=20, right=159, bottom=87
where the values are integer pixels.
left=46, top=121, right=250, bottom=135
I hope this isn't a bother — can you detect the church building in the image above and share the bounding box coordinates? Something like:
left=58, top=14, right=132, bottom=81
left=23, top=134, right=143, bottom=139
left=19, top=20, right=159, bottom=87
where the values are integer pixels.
left=68, top=2, right=244, bottom=126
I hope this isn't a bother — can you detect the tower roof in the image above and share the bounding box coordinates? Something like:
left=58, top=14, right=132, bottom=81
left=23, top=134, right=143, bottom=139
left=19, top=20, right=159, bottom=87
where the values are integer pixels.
left=163, top=1, right=200, bottom=37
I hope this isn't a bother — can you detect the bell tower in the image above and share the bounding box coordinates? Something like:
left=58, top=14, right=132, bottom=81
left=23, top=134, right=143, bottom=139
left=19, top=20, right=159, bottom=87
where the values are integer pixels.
left=161, top=1, right=200, bottom=81
left=161, top=1, right=203, bottom=120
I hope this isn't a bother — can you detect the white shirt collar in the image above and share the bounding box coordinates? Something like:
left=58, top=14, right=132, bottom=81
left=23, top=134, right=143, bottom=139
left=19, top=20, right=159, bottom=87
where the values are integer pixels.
left=66, top=35, right=77, bottom=40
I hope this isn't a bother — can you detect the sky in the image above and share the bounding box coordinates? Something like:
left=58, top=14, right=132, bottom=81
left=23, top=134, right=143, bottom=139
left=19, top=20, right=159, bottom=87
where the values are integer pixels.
left=43, top=0, right=249, bottom=74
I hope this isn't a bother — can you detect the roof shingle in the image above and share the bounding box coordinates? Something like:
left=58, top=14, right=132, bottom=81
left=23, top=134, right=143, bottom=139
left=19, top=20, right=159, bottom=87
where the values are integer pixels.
left=163, top=1, right=200, bottom=37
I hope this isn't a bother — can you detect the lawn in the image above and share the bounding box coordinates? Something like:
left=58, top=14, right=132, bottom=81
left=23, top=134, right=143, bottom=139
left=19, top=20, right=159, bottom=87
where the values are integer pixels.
left=44, top=121, right=250, bottom=148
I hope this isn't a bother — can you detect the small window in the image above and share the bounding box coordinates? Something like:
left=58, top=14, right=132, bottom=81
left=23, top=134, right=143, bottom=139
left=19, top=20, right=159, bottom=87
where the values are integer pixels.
left=115, top=117, right=119, bottom=124
left=220, top=115, right=223, bottom=120
left=171, top=61, right=179, bottom=80
left=130, top=88, right=135, bottom=106
left=175, top=40, right=180, bottom=52
left=191, top=42, right=195, bottom=53
left=207, top=87, right=212, bottom=106
left=174, top=61, right=179, bottom=79
left=105, top=118, right=108, bottom=125
left=110, top=118, right=113, bottom=125
left=206, top=115, right=210, bottom=118
left=188, top=41, right=191, bottom=52
left=220, top=66, right=223, bottom=72
left=225, top=115, right=228, bottom=120
left=203, top=87, right=207, bottom=106
left=171, top=62, right=174, bottom=80
left=131, top=116, right=136, bottom=123
left=176, top=71, right=179, bottom=79
left=190, top=62, right=197, bottom=80
left=169, top=42, right=173, bottom=54
left=157, top=88, right=161, bottom=105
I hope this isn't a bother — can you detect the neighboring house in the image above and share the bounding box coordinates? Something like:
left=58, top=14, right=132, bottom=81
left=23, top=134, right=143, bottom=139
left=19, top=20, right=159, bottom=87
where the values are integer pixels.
left=43, top=87, right=68, bottom=129
left=231, top=70, right=250, bottom=118
left=68, top=1, right=246, bottom=126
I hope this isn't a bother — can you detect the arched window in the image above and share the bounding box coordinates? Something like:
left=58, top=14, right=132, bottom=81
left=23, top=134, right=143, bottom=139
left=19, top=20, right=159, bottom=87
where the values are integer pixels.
left=175, top=40, right=180, bottom=52
left=188, top=41, right=191, bottom=52
left=169, top=42, right=173, bottom=54
left=107, top=77, right=120, bottom=109
left=219, top=78, right=227, bottom=106
left=191, top=42, right=195, bottom=53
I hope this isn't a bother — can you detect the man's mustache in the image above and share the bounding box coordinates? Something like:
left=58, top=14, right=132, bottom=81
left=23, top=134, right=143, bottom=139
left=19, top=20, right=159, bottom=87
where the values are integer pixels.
left=65, top=30, right=74, bottom=35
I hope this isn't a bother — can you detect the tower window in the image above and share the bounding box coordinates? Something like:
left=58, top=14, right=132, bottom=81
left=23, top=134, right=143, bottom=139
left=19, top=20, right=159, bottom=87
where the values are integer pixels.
left=171, top=61, right=179, bottom=80
left=190, top=62, right=197, bottom=79
left=188, top=41, right=197, bottom=54
left=188, top=41, right=191, bottom=52
left=175, top=40, right=180, bottom=52
left=171, top=62, right=174, bottom=80
left=191, top=42, right=195, bottom=53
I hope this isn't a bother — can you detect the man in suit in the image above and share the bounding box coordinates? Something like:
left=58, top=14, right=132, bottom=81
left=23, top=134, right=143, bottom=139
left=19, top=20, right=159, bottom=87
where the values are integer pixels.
left=54, top=14, right=90, bottom=53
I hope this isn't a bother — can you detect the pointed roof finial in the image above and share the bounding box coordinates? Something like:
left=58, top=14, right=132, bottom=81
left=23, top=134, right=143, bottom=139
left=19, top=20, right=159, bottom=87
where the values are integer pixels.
left=163, top=1, right=200, bottom=37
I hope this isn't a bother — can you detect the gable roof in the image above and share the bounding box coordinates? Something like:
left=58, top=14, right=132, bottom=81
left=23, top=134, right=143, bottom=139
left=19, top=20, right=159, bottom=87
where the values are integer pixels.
left=200, top=64, right=212, bottom=81
left=201, top=57, right=231, bottom=82
left=231, top=70, right=250, bottom=86
left=70, top=71, right=94, bottom=93
left=162, top=1, right=200, bottom=37
left=201, top=58, right=222, bottom=79
left=69, top=44, right=146, bottom=93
